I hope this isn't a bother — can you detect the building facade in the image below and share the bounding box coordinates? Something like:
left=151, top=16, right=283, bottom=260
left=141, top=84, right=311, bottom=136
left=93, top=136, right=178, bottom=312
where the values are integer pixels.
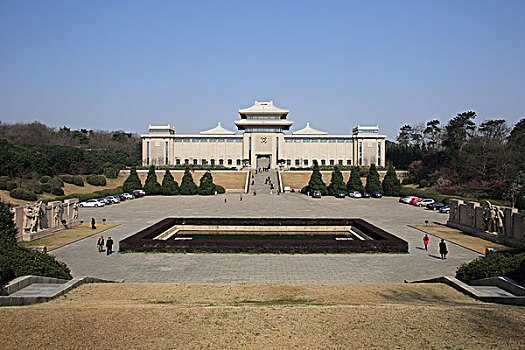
left=142, top=101, right=386, bottom=169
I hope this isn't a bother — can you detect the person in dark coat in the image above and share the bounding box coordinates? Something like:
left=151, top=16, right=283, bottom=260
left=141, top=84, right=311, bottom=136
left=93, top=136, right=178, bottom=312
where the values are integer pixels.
left=439, top=239, right=448, bottom=259
left=106, top=236, right=114, bottom=255
left=91, top=217, right=96, bottom=230
left=97, top=235, right=104, bottom=253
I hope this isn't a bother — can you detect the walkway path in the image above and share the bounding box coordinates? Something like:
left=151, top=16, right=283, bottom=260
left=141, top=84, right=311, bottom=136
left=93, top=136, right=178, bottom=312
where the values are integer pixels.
left=250, top=169, right=278, bottom=195
left=50, top=195, right=481, bottom=283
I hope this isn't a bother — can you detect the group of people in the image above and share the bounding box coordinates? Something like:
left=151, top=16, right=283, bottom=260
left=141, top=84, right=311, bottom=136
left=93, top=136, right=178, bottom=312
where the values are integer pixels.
left=255, top=167, right=269, bottom=174
left=423, top=234, right=448, bottom=259
left=96, top=235, right=114, bottom=255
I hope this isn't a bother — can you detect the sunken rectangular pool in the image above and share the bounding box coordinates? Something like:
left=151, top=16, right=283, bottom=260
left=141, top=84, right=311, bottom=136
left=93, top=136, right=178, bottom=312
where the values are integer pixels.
left=119, top=218, right=408, bottom=254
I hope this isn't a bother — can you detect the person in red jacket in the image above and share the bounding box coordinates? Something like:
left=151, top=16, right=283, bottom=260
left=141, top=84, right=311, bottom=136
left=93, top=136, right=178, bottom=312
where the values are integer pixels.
left=423, top=234, right=429, bottom=251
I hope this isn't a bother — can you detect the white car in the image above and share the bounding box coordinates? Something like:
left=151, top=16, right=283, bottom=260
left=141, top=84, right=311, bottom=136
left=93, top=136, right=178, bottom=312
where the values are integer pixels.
left=122, top=193, right=134, bottom=200
left=79, top=199, right=105, bottom=207
left=400, top=196, right=417, bottom=204
left=349, top=191, right=362, bottom=198
left=106, top=196, right=120, bottom=204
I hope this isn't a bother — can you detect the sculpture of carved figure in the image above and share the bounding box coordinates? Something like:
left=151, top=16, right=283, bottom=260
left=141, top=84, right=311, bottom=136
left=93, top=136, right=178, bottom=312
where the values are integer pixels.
left=54, top=205, right=63, bottom=227
left=482, top=201, right=493, bottom=232
left=494, top=206, right=505, bottom=235
left=32, top=200, right=44, bottom=232
left=450, top=202, right=459, bottom=222
left=23, top=203, right=35, bottom=231
left=72, top=202, right=79, bottom=221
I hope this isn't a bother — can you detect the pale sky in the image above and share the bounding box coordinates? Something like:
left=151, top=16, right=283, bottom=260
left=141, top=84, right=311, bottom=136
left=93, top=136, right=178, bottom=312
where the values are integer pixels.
left=1, top=0, right=524, bottom=139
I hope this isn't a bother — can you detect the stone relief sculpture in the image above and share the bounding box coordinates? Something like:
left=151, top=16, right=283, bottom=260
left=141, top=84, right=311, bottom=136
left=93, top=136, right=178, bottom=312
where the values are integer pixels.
left=54, top=205, right=63, bottom=227
left=24, top=201, right=45, bottom=232
left=482, top=201, right=505, bottom=234
left=72, top=202, right=79, bottom=221
left=482, top=201, right=495, bottom=232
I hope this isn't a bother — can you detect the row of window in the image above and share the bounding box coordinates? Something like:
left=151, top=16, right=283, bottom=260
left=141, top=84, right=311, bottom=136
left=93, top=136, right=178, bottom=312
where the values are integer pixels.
left=173, top=138, right=243, bottom=143
left=246, top=116, right=281, bottom=119
left=284, top=138, right=353, bottom=143
left=285, top=159, right=352, bottom=166
left=244, top=128, right=282, bottom=133
left=175, top=158, right=243, bottom=166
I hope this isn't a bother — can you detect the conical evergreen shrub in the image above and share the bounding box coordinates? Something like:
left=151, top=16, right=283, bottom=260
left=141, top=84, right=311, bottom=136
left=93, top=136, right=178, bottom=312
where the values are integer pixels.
left=301, top=161, right=328, bottom=195
left=143, top=166, right=162, bottom=195
left=122, top=167, right=142, bottom=192
left=347, top=166, right=365, bottom=193
left=198, top=172, right=217, bottom=195
left=365, top=164, right=382, bottom=193
left=382, top=164, right=401, bottom=196
left=328, top=166, right=346, bottom=195
left=179, top=167, right=198, bottom=195
left=161, top=169, right=179, bottom=195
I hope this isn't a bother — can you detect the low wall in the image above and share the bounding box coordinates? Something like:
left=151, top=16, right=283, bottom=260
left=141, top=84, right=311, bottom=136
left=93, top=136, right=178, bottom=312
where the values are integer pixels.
left=11, top=198, right=80, bottom=242
left=447, top=199, right=524, bottom=247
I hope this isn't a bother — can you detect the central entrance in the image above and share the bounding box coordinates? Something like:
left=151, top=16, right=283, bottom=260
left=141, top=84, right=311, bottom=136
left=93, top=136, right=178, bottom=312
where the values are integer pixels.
left=256, top=155, right=271, bottom=169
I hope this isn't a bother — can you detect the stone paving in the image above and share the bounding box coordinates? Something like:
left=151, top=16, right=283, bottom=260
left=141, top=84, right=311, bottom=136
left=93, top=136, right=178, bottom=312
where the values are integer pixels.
left=51, top=193, right=481, bottom=283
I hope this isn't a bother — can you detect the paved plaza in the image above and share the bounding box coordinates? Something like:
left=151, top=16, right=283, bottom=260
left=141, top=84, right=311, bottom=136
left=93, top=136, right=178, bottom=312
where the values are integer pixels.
left=52, top=193, right=481, bottom=283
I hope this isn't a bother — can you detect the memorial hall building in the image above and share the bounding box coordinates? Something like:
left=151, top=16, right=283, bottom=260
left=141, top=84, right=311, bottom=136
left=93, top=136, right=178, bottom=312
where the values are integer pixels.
left=142, top=101, right=386, bottom=169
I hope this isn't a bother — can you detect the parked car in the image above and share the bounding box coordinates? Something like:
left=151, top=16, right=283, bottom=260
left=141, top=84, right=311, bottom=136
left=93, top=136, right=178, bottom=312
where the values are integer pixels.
left=134, top=189, right=146, bottom=196
left=312, top=191, right=322, bottom=198
left=400, top=196, right=417, bottom=204
left=439, top=205, right=450, bottom=214
left=106, top=196, right=120, bottom=204
left=132, top=190, right=143, bottom=198
left=123, top=193, right=134, bottom=200
left=409, top=197, right=424, bottom=205
left=98, top=197, right=111, bottom=205
left=427, top=202, right=445, bottom=210
left=371, top=192, right=382, bottom=198
left=415, top=199, right=435, bottom=207
left=335, top=191, right=346, bottom=198
left=349, top=191, right=362, bottom=198
left=117, top=194, right=127, bottom=201
left=79, top=199, right=105, bottom=207
left=362, top=192, right=371, bottom=198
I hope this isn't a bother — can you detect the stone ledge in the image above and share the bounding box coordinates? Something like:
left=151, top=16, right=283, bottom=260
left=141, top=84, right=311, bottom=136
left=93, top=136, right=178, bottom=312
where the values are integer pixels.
left=406, top=275, right=525, bottom=306
left=0, top=275, right=121, bottom=306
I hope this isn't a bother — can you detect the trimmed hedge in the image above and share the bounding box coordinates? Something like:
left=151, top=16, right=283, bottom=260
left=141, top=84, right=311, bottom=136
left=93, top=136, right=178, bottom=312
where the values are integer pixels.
left=86, top=174, right=107, bottom=186
left=39, top=175, right=51, bottom=183
left=51, top=187, right=65, bottom=196
left=0, top=176, right=10, bottom=183
left=456, top=248, right=525, bottom=285
left=10, top=188, right=37, bottom=201
left=0, top=181, right=17, bottom=191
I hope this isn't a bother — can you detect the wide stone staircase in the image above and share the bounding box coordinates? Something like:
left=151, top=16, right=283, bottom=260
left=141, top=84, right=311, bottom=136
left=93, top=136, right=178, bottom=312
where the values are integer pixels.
left=250, top=170, right=279, bottom=195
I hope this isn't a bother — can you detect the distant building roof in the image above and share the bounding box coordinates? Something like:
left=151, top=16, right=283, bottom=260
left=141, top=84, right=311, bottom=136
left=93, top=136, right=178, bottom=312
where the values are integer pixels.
left=292, top=122, right=327, bottom=135
left=200, top=122, right=235, bottom=135
left=238, top=100, right=289, bottom=117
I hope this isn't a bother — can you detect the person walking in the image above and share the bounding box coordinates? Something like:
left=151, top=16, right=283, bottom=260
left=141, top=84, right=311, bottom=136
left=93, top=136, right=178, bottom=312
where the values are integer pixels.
left=91, top=217, right=96, bottom=230
left=439, top=239, right=448, bottom=259
left=240, top=193, right=243, bottom=201
left=423, top=234, right=429, bottom=251
left=106, top=237, right=114, bottom=255
left=97, top=235, right=104, bottom=253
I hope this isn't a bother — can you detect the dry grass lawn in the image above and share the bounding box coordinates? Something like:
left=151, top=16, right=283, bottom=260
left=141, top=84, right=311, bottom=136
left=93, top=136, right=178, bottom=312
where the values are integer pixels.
left=0, top=190, right=27, bottom=206
left=20, top=224, right=118, bottom=251
left=282, top=171, right=369, bottom=190
left=137, top=171, right=247, bottom=190
left=62, top=176, right=126, bottom=195
left=412, top=224, right=511, bottom=254
left=1, top=283, right=523, bottom=349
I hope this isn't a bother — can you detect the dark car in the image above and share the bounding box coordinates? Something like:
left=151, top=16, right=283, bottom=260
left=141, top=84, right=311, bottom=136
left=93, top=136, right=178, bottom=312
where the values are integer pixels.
left=335, top=191, right=346, bottom=198
left=427, top=202, right=445, bottom=210
left=362, top=192, right=371, bottom=198
left=118, top=194, right=127, bottom=201
left=371, top=192, right=382, bottom=198
left=312, top=191, right=322, bottom=198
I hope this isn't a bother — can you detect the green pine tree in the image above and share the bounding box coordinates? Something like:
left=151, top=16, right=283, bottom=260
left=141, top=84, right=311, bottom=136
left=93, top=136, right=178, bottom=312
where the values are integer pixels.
left=301, top=160, right=328, bottom=195
left=198, top=172, right=217, bottom=195
left=143, top=165, right=162, bottom=195
left=122, top=167, right=142, bottom=192
left=382, top=164, right=402, bottom=196
left=179, top=167, right=198, bottom=195
left=161, top=169, right=179, bottom=195
left=365, top=164, right=382, bottom=193
left=346, top=166, right=365, bottom=193
left=327, top=166, right=346, bottom=195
